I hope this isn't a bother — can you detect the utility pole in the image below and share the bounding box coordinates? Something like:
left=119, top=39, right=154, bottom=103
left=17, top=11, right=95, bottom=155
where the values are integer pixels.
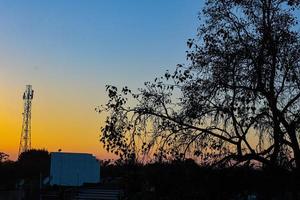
left=18, top=85, right=34, bottom=156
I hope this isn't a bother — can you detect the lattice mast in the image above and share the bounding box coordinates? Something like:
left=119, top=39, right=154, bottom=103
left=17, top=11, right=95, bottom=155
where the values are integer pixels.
left=18, top=85, right=34, bottom=156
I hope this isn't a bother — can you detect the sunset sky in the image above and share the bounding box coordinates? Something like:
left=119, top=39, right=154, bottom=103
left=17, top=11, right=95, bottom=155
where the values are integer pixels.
left=0, top=0, right=203, bottom=160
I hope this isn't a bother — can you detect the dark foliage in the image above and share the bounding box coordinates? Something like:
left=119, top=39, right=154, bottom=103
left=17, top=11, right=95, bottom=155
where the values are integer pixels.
left=17, top=149, right=50, bottom=179
left=0, top=153, right=16, bottom=189
left=0, top=149, right=50, bottom=190
left=0, top=152, right=9, bottom=163
left=101, top=159, right=300, bottom=200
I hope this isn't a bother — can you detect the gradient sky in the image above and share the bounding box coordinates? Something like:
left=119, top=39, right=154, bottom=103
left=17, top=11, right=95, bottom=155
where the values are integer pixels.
left=0, top=0, right=203, bottom=160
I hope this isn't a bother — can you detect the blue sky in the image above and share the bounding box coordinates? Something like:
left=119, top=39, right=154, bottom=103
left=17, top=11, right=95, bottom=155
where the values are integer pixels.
left=0, top=0, right=203, bottom=87
left=0, top=0, right=204, bottom=159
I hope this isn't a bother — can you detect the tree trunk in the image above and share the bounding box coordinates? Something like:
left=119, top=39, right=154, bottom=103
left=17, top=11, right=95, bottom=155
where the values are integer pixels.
left=288, top=126, right=300, bottom=170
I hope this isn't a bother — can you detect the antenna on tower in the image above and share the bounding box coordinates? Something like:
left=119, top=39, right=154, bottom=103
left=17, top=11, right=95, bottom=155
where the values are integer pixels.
left=18, top=85, right=34, bottom=157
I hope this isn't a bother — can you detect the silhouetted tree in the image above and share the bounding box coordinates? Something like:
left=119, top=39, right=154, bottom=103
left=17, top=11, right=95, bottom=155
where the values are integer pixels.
left=100, top=0, right=300, bottom=170
left=17, top=149, right=50, bottom=178
left=0, top=153, right=16, bottom=189
left=0, top=152, right=8, bottom=163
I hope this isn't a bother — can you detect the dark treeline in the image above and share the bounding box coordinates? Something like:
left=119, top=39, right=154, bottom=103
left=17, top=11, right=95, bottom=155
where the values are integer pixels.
left=1, top=150, right=300, bottom=199
left=101, top=159, right=300, bottom=200
left=0, top=150, right=50, bottom=191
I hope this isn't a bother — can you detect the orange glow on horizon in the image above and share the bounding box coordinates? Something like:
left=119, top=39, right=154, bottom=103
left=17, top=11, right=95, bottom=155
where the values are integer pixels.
left=0, top=79, right=116, bottom=161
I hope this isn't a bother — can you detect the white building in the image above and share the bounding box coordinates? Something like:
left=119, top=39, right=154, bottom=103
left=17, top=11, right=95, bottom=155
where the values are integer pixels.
left=50, top=152, right=100, bottom=186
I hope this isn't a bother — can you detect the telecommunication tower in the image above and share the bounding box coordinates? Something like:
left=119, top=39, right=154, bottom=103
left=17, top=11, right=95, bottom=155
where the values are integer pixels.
left=18, top=85, right=34, bottom=156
